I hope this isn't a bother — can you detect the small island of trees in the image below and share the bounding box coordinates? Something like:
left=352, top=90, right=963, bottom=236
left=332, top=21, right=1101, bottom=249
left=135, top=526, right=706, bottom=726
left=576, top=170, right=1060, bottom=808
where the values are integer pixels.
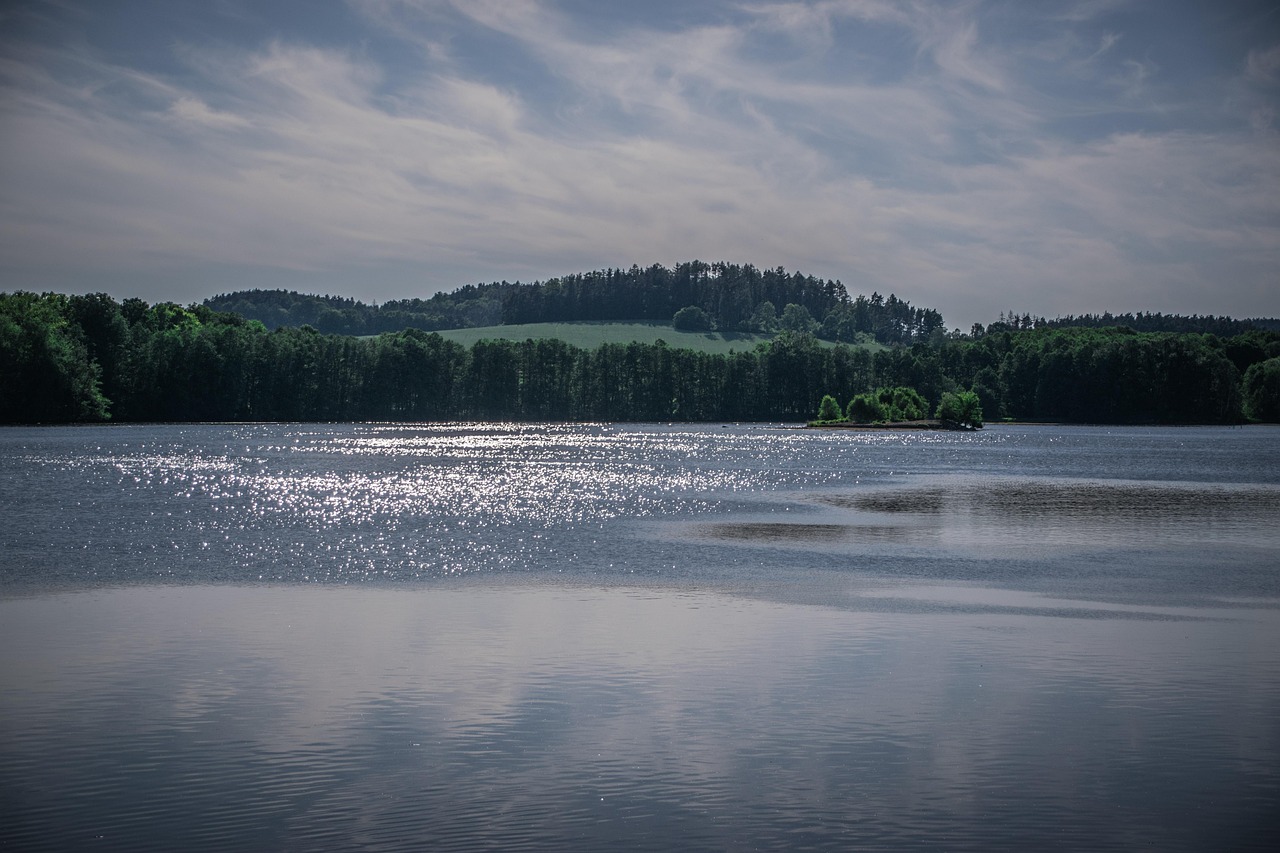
left=811, top=387, right=983, bottom=430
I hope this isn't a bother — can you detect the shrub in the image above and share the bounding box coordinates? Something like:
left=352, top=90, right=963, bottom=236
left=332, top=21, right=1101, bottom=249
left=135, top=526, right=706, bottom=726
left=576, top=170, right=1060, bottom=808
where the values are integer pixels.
left=844, top=386, right=927, bottom=422
left=846, top=393, right=886, bottom=423
left=936, top=390, right=984, bottom=428
left=672, top=305, right=712, bottom=332
left=878, top=386, right=927, bottom=421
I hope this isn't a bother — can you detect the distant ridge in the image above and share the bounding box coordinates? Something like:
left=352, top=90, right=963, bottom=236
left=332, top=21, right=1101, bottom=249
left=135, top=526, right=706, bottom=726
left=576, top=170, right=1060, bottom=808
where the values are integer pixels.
left=204, top=263, right=1277, bottom=343
left=982, top=310, right=1279, bottom=337
left=204, top=261, right=944, bottom=346
left=204, top=282, right=511, bottom=336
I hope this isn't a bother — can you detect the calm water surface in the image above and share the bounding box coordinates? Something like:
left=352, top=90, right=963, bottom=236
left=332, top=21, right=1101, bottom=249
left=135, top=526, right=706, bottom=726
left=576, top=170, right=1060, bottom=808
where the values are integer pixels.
left=2, top=423, right=1278, bottom=850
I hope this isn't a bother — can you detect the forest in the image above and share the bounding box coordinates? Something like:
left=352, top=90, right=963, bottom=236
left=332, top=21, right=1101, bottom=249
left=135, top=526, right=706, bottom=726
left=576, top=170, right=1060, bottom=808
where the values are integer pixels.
left=4, top=289, right=1278, bottom=425
left=205, top=262, right=945, bottom=346
left=205, top=282, right=513, bottom=336
left=992, top=311, right=1280, bottom=337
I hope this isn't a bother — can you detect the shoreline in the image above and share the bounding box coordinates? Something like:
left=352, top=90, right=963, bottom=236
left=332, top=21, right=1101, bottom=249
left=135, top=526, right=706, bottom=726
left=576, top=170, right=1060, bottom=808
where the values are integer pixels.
left=805, top=419, right=978, bottom=431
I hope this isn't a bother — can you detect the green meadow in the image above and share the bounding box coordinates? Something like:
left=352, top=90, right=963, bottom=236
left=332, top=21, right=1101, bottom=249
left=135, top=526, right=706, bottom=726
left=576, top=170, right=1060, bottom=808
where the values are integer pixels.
left=433, top=321, right=875, bottom=354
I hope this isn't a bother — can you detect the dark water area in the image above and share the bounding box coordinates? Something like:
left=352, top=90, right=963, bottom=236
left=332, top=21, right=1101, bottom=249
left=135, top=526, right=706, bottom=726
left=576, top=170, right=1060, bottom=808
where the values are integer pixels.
left=2, top=423, right=1279, bottom=850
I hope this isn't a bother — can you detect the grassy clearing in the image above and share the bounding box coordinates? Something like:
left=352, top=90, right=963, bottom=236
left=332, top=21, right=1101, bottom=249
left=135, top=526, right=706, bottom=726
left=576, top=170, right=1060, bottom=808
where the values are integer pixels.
left=432, top=321, right=877, bottom=354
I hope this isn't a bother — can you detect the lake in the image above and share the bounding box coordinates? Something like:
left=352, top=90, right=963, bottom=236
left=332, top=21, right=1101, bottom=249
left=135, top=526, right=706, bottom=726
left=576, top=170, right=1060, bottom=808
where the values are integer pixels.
left=2, top=423, right=1279, bottom=851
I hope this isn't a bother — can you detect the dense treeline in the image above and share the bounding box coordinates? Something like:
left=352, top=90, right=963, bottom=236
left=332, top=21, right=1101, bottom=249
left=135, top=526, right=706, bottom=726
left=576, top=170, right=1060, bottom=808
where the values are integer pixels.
left=982, top=310, right=1279, bottom=337
left=205, top=283, right=513, bottom=336
left=936, top=327, right=1258, bottom=424
left=205, top=262, right=946, bottom=346
left=4, top=291, right=1277, bottom=425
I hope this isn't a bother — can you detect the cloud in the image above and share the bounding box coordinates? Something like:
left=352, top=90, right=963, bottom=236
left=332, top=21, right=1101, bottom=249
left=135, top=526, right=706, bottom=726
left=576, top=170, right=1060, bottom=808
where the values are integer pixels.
left=169, top=95, right=251, bottom=128
left=1245, top=44, right=1280, bottom=85
left=1089, top=31, right=1121, bottom=61
left=0, top=0, right=1277, bottom=329
left=1110, top=57, right=1156, bottom=98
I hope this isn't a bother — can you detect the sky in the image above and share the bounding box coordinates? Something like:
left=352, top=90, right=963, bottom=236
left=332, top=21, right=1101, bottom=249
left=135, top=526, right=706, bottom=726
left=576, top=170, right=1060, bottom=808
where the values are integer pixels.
left=1, top=0, right=1277, bottom=330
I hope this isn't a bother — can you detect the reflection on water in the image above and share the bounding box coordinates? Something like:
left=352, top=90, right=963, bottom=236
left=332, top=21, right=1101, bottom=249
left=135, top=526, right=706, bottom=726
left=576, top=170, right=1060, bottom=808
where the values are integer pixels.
left=698, top=521, right=925, bottom=545
left=831, top=488, right=950, bottom=514
left=832, top=479, right=1280, bottom=521
left=692, top=477, right=1280, bottom=566
left=3, top=423, right=1280, bottom=850
left=701, top=521, right=852, bottom=541
left=2, top=584, right=1278, bottom=852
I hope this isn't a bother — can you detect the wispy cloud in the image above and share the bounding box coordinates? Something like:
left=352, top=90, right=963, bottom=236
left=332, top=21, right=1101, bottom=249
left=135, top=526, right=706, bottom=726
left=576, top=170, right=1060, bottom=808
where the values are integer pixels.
left=0, top=0, right=1276, bottom=327
left=1246, top=44, right=1280, bottom=86
left=168, top=95, right=251, bottom=128
left=1090, top=30, right=1122, bottom=61
left=1110, top=56, right=1156, bottom=98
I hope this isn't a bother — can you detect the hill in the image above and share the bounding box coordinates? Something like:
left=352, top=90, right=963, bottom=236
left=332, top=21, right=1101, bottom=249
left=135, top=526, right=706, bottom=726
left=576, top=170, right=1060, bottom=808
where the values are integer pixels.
left=204, top=261, right=944, bottom=346
left=205, top=282, right=511, bottom=335
left=203, top=262, right=1277, bottom=349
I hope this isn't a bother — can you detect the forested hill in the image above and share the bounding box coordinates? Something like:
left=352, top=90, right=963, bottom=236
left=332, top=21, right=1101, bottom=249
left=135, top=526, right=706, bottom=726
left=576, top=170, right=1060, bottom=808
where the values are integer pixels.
left=497, top=262, right=849, bottom=329
left=204, top=261, right=947, bottom=346
left=205, top=282, right=513, bottom=336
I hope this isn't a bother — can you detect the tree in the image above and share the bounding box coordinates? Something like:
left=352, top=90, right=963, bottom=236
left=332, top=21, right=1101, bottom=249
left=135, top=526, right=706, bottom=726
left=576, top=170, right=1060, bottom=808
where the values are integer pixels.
left=846, top=393, right=886, bottom=423
left=672, top=305, right=713, bottom=332
left=936, top=390, right=983, bottom=429
left=779, top=303, right=817, bottom=334
left=878, top=386, right=928, bottom=421
left=750, top=301, right=779, bottom=333
left=0, top=292, right=109, bottom=423
left=971, top=367, right=1004, bottom=421
left=815, top=394, right=843, bottom=422
left=1242, top=357, right=1280, bottom=422
left=840, top=385, right=929, bottom=422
